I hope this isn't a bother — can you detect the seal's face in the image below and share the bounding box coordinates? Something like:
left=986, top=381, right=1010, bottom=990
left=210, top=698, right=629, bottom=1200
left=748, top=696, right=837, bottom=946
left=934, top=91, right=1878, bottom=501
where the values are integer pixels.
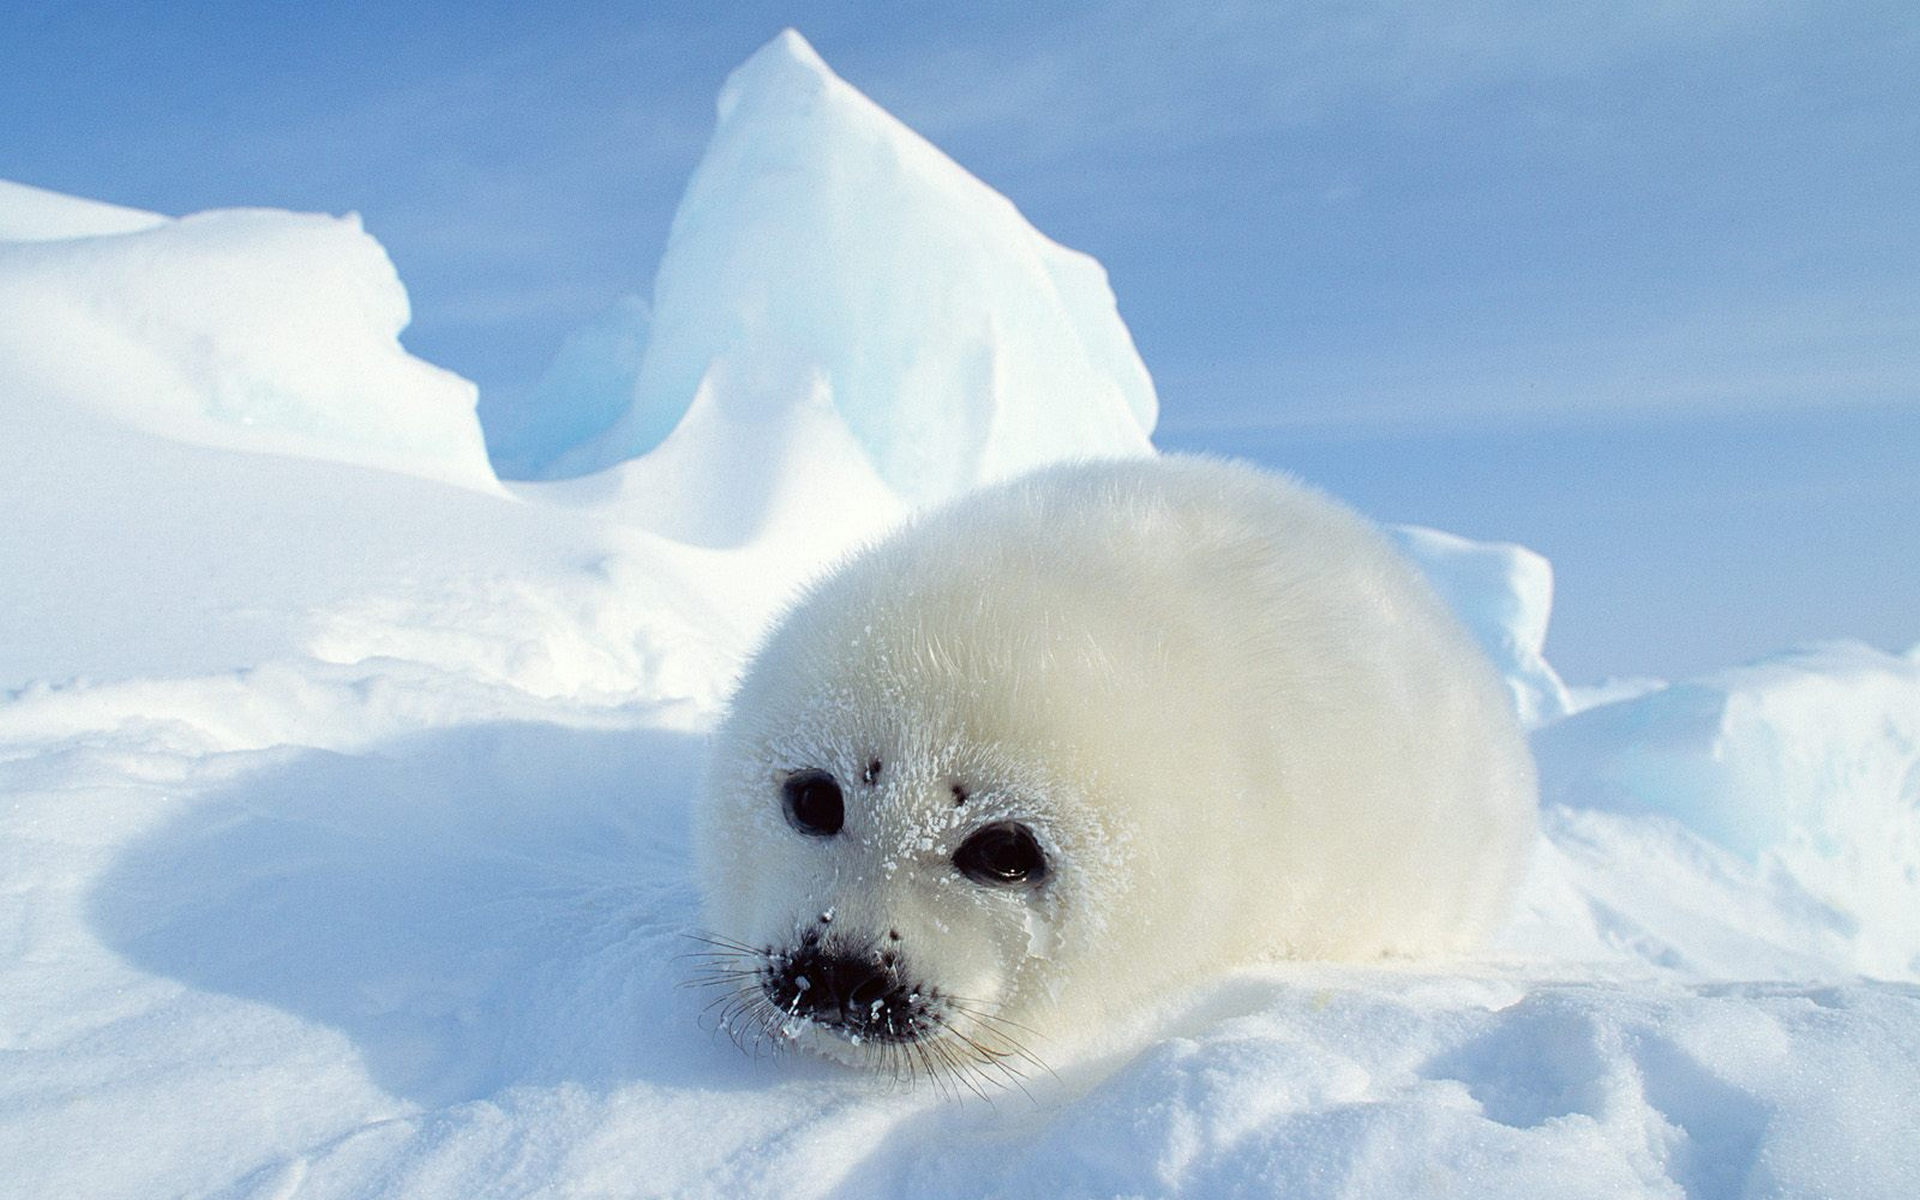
left=764, top=764, right=1049, bottom=1045
left=694, top=506, right=1143, bottom=1087
left=696, top=721, right=1089, bottom=1088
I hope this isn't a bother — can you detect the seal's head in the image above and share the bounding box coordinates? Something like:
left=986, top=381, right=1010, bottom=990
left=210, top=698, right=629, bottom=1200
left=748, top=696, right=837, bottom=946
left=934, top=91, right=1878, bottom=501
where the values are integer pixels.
left=694, top=636, right=1125, bottom=1083
left=691, top=474, right=1164, bottom=1085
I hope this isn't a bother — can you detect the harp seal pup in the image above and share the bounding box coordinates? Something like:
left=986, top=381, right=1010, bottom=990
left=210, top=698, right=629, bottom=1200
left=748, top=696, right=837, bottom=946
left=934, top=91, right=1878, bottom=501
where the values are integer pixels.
left=695, top=455, right=1536, bottom=1081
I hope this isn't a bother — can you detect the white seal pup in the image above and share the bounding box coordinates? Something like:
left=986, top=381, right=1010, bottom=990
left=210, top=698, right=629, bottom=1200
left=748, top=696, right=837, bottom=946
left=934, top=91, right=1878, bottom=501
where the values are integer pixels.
left=694, top=455, right=1536, bottom=1084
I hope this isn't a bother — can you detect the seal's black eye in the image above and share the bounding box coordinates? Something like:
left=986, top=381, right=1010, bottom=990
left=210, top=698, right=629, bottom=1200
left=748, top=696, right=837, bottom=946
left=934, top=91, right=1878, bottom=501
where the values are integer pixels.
left=953, top=822, right=1047, bottom=886
left=783, top=770, right=844, bottom=837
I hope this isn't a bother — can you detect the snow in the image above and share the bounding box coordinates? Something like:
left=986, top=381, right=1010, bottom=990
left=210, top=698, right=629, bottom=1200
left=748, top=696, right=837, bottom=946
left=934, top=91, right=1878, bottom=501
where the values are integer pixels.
left=0, top=177, right=170, bottom=241
left=0, top=194, right=498, bottom=493
left=1393, top=524, right=1572, bottom=728
left=2, top=28, right=1916, bottom=1200
left=489, top=294, right=651, bottom=480
left=1535, top=641, right=1920, bottom=980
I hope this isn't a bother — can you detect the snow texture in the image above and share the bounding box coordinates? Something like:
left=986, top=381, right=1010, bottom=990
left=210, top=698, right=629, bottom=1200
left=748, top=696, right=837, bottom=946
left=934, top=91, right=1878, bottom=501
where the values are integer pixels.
left=1536, top=641, right=1920, bottom=980
left=0, top=177, right=170, bottom=241
left=0, top=193, right=498, bottom=492
left=2, top=30, right=1916, bottom=1200
left=1393, top=524, right=1572, bottom=727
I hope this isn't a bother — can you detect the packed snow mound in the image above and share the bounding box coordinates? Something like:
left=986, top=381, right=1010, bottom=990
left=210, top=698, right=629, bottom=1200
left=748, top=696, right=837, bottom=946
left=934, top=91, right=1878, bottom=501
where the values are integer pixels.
left=0, top=178, right=169, bottom=241
left=542, top=29, right=1157, bottom=509
left=0, top=189, right=498, bottom=492
left=1535, top=641, right=1920, bottom=979
left=530, top=349, right=904, bottom=553
left=1394, top=524, right=1572, bottom=727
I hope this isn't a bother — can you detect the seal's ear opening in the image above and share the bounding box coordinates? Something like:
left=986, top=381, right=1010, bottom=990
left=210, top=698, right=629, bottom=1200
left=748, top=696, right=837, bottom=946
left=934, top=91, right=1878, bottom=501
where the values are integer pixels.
left=783, top=770, right=844, bottom=836
left=954, top=822, right=1048, bottom=886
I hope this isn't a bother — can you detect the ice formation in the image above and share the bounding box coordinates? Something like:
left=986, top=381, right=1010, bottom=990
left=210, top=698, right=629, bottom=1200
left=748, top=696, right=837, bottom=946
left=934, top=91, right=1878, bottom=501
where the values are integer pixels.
left=1393, top=524, right=1572, bottom=727
left=540, top=30, right=1157, bottom=515
left=488, top=293, right=651, bottom=479
left=0, top=189, right=498, bottom=492
left=1536, top=640, right=1920, bottom=978
left=536, top=351, right=907, bottom=551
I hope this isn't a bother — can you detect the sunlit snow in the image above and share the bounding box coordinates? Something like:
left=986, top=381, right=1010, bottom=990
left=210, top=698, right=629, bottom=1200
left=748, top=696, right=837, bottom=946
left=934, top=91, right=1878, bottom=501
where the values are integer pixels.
left=1, top=29, right=1914, bottom=1200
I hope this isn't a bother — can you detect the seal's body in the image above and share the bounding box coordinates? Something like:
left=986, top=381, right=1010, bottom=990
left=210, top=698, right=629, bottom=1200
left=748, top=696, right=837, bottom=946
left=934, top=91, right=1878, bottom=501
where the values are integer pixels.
left=696, top=456, right=1536, bottom=1079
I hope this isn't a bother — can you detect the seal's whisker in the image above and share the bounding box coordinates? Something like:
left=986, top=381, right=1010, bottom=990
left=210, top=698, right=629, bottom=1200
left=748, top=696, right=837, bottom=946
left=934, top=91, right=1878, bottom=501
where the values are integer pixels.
left=677, top=961, right=757, bottom=977
left=676, top=946, right=754, bottom=961
left=946, top=1041, right=999, bottom=1105
left=896, top=1041, right=920, bottom=1092
left=923, top=1041, right=954, bottom=1099
left=937, top=1013, right=1038, bottom=1099
left=680, top=930, right=765, bottom=954
left=970, top=1028, right=1053, bottom=1082
left=940, top=1013, right=1052, bottom=1082
left=705, top=998, right=750, bottom=1052
left=681, top=963, right=761, bottom=980
left=943, top=995, right=1049, bottom=1041
left=905, top=1040, right=935, bottom=1096
left=925, top=1036, right=957, bottom=1090
left=679, top=970, right=761, bottom=992
left=935, top=999, right=1054, bottom=1082
left=934, top=1041, right=979, bottom=1102
left=970, top=1046, right=1035, bottom=1102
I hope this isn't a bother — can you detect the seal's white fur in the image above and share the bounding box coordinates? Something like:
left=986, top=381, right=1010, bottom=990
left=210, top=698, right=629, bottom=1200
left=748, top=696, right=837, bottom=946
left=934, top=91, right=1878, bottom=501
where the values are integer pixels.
left=698, top=455, right=1536, bottom=1072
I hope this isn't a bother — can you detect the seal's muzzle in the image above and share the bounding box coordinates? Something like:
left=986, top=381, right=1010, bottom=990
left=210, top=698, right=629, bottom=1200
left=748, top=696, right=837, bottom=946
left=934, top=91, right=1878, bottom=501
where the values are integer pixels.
left=765, top=938, right=926, bottom=1043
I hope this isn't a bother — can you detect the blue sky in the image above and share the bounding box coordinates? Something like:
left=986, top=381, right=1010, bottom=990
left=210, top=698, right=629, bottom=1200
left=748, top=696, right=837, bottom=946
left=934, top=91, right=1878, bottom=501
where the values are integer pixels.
left=4, top=2, right=1916, bottom=681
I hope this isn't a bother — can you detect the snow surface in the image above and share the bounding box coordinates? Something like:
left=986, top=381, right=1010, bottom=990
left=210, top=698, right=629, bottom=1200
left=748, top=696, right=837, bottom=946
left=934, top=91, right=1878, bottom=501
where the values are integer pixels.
left=0, top=177, right=170, bottom=241
left=1534, top=642, right=1920, bottom=981
left=3, top=29, right=1917, bottom=1200
left=1392, top=524, right=1571, bottom=728
left=0, top=195, right=498, bottom=493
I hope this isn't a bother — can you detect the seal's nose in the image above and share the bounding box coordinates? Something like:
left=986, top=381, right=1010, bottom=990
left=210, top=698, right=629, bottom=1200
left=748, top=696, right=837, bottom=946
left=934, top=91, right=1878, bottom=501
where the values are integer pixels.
left=766, top=942, right=915, bottom=1039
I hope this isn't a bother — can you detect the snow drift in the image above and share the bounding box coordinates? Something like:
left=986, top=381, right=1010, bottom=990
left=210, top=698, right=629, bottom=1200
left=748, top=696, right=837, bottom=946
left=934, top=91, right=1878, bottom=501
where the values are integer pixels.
left=0, top=177, right=170, bottom=241
left=1537, top=640, right=1920, bottom=979
left=0, top=186, right=497, bottom=492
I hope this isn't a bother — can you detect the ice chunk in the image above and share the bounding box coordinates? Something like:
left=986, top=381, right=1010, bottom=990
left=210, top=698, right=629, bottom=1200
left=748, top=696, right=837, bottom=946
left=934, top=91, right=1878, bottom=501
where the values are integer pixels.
left=1535, top=641, right=1920, bottom=977
left=0, top=192, right=498, bottom=491
left=1393, top=524, right=1571, bottom=727
left=542, top=30, right=1157, bottom=508
left=489, top=294, right=650, bottom=479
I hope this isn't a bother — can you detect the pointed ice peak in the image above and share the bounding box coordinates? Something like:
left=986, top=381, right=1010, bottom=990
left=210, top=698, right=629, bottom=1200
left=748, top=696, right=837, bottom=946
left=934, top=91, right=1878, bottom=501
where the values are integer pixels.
left=717, top=29, right=835, bottom=122
left=548, top=31, right=1158, bottom=514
